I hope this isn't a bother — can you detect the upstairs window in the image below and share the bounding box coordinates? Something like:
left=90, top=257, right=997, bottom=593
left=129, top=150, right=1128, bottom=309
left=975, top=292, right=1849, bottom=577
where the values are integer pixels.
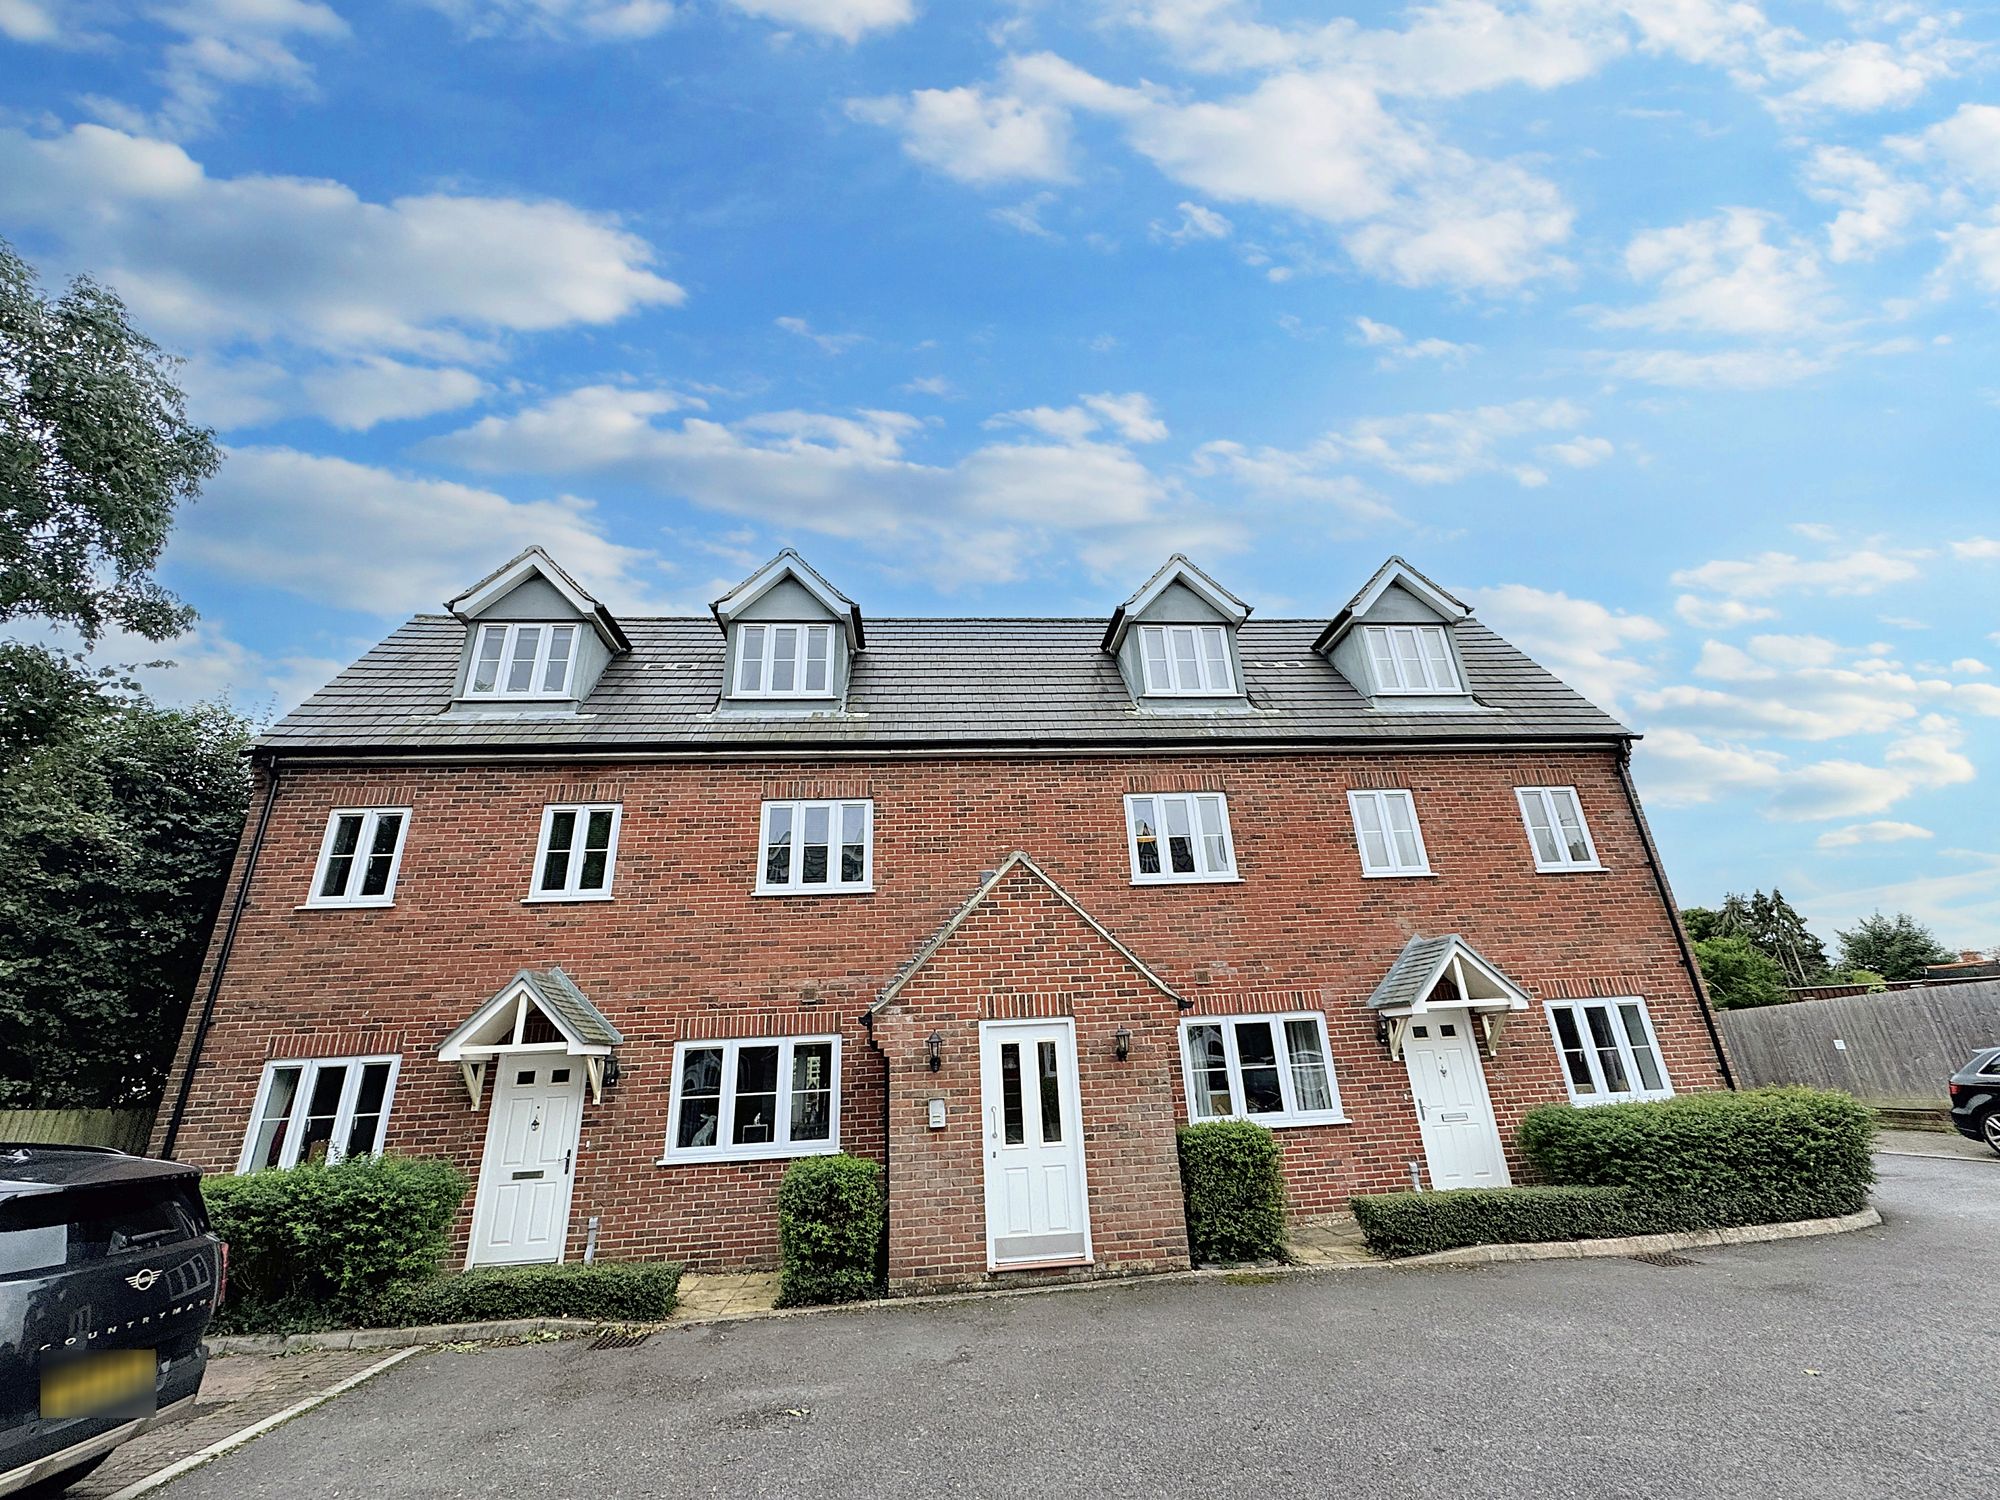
left=1136, top=623, right=1234, bottom=695
left=307, top=809, right=408, bottom=907
left=758, top=799, right=872, bottom=894
left=1517, top=787, right=1600, bottom=871
left=1126, top=792, right=1236, bottom=883
left=1362, top=624, right=1462, bottom=695
left=735, top=623, right=835, bottom=698
left=1347, top=790, right=1430, bottom=877
left=531, top=803, right=622, bottom=900
left=467, top=622, right=579, bottom=699
left=238, top=1056, right=399, bottom=1171
left=1547, top=999, right=1671, bottom=1103
left=1181, top=1013, right=1344, bottom=1127
left=664, top=1036, right=840, bottom=1161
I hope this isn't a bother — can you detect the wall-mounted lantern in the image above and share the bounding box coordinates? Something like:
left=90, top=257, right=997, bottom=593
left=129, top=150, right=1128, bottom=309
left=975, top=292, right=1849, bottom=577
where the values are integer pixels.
left=926, top=1032, right=943, bottom=1072
left=1114, top=1027, right=1133, bottom=1061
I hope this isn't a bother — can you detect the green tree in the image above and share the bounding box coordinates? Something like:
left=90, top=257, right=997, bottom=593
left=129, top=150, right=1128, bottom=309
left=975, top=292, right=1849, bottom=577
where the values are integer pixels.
left=1693, top=935, right=1792, bottom=1010
left=0, top=644, right=252, bottom=1106
left=1698, top=888, right=1832, bottom=984
left=1, top=237, right=219, bottom=643
left=1834, top=912, right=1955, bottom=983
left=1681, top=906, right=1722, bottom=942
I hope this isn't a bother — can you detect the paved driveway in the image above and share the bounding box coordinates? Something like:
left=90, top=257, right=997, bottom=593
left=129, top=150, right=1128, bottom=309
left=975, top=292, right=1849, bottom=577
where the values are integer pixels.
left=162, top=1152, right=1997, bottom=1500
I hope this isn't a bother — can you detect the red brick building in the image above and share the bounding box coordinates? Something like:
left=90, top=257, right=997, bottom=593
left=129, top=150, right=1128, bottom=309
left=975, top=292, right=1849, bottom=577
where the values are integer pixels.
left=154, top=548, right=1730, bottom=1290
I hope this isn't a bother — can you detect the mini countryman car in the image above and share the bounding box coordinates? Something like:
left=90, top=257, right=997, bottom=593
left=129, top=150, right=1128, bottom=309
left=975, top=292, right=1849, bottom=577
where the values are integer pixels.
left=0, top=1145, right=224, bottom=1498
left=1948, top=1048, right=2000, bottom=1157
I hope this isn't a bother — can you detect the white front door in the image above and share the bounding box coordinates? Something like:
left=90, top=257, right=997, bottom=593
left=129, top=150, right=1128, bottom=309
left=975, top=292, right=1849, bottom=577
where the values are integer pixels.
left=979, top=1021, right=1091, bottom=1268
left=468, top=1058, right=584, bottom=1266
left=1403, top=1017, right=1510, bottom=1190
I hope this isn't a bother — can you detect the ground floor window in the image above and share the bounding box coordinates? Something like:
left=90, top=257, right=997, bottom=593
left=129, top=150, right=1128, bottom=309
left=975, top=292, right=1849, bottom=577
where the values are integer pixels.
left=238, top=1055, right=399, bottom=1171
left=1179, top=1012, right=1344, bottom=1126
left=662, top=1035, right=841, bottom=1161
left=1546, top=999, right=1672, bottom=1103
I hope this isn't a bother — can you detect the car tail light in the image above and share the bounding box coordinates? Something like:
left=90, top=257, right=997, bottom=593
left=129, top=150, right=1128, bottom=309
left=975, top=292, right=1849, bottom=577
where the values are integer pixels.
left=215, top=1240, right=229, bottom=1309
left=1950, top=1083, right=1967, bottom=1101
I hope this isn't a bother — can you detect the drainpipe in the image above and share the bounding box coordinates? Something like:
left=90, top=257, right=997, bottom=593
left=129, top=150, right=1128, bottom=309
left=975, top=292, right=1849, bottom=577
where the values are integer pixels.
left=161, top=758, right=282, bottom=1156
left=861, top=1008, right=890, bottom=1274
left=1615, top=743, right=1736, bottom=1089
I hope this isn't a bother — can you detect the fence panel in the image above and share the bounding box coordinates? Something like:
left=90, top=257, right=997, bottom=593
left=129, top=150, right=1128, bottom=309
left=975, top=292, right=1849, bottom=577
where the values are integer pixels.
left=1718, top=981, right=2000, bottom=1107
left=0, top=1107, right=155, bottom=1154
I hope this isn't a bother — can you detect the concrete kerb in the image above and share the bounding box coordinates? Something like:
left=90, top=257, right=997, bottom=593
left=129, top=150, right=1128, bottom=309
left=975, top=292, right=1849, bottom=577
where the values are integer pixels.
left=208, top=1205, right=1884, bottom=1355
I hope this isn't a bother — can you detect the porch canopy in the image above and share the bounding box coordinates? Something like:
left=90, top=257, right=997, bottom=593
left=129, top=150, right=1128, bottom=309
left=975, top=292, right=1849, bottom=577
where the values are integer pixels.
left=438, top=967, right=623, bottom=1105
left=1366, top=934, right=1531, bottom=1058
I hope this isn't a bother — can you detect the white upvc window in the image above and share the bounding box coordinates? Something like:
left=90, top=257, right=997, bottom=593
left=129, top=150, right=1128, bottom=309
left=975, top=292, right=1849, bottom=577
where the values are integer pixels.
left=1517, top=786, right=1601, bottom=871
left=529, top=803, right=622, bottom=900
left=1180, top=1012, right=1345, bottom=1127
left=466, top=622, right=580, bottom=699
left=1347, top=789, right=1430, bottom=877
left=305, top=808, right=410, bottom=907
left=733, top=623, right=836, bottom=698
left=758, top=799, right=873, bottom=894
left=238, top=1055, right=400, bottom=1172
left=1136, top=623, right=1235, bottom=695
left=1125, top=792, right=1237, bottom=884
left=1546, top=999, right=1672, bottom=1104
left=1362, top=624, right=1462, bottom=694
left=662, top=1035, right=841, bottom=1162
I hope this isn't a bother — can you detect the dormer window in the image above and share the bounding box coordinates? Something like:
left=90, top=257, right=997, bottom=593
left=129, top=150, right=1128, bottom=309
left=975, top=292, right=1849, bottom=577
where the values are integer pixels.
left=1137, top=624, right=1235, bottom=696
left=735, top=623, right=836, bottom=699
left=1362, top=624, right=1461, bottom=695
left=467, top=622, right=580, bottom=699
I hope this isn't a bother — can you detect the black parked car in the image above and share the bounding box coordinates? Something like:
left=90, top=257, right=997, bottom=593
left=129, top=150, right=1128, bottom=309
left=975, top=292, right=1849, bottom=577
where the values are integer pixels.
left=0, top=1146, right=224, bottom=1498
left=1948, top=1048, right=2000, bottom=1157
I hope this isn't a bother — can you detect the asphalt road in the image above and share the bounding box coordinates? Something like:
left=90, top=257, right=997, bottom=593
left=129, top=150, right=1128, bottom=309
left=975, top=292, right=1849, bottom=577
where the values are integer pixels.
left=164, top=1152, right=1997, bottom=1500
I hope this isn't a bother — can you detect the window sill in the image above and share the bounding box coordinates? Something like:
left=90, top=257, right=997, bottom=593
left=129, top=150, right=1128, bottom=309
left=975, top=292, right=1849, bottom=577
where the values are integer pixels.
left=1129, top=873, right=1244, bottom=887
left=657, top=1142, right=842, bottom=1166
left=521, top=892, right=616, bottom=904
left=455, top=694, right=577, bottom=706
left=295, top=899, right=397, bottom=911
left=1192, top=1113, right=1349, bottom=1131
left=1360, top=868, right=1436, bottom=879
left=754, top=885, right=874, bottom=897
left=1567, top=1090, right=1674, bottom=1107
left=1533, top=863, right=1606, bottom=875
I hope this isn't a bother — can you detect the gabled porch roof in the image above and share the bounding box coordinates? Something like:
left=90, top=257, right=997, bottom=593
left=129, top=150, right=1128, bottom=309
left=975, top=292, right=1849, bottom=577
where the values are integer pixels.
left=1365, top=934, right=1533, bottom=1016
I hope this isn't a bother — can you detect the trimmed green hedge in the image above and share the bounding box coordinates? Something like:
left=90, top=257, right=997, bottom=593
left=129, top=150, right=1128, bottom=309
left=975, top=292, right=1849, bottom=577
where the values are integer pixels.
left=1354, top=1088, right=1876, bottom=1258
left=204, top=1155, right=469, bottom=1331
left=776, top=1154, right=884, bottom=1307
left=1178, top=1120, right=1287, bottom=1264
left=1518, top=1086, right=1876, bottom=1225
left=366, top=1261, right=682, bottom=1327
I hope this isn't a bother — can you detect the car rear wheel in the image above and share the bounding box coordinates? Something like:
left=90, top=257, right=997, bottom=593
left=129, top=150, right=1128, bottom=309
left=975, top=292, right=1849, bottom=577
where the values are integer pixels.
left=1983, top=1110, right=2000, bottom=1158
left=16, top=1455, right=108, bottom=1498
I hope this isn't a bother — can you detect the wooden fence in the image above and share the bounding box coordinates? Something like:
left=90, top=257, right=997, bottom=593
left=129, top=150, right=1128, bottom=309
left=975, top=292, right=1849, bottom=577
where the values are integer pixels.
left=1718, top=980, right=2000, bottom=1108
left=0, top=1107, right=155, bottom=1154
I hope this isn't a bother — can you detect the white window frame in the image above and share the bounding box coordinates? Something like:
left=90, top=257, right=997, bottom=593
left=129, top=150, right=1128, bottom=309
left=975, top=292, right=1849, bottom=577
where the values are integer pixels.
left=659, top=1035, right=843, bottom=1163
left=732, top=622, right=837, bottom=700
left=1178, top=1012, right=1346, bottom=1128
left=1517, top=786, right=1602, bottom=872
left=1135, top=623, right=1236, bottom=696
left=1124, top=792, right=1239, bottom=885
left=303, top=807, right=411, bottom=908
left=1362, top=624, right=1463, bottom=695
left=1545, top=998, right=1674, bottom=1104
left=464, top=622, right=580, bottom=700
left=527, top=803, right=623, bottom=902
left=1347, top=789, right=1432, bottom=877
left=756, top=798, right=874, bottom=895
left=236, top=1055, right=402, bottom=1172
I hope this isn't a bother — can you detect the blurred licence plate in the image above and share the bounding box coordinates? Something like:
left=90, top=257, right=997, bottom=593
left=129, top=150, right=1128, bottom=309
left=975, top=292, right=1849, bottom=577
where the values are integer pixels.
left=41, top=1349, right=157, bottom=1419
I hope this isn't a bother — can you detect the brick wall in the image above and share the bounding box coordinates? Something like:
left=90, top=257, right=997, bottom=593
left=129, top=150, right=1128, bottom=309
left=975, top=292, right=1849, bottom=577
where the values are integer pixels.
left=154, top=745, right=1724, bottom=1277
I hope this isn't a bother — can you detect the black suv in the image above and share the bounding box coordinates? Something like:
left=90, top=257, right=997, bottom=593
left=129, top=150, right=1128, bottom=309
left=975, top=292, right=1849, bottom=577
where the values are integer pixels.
left=1948, top=1048, right=2000, bottom=1157
left=1, top=1146, right=224, bottom=1498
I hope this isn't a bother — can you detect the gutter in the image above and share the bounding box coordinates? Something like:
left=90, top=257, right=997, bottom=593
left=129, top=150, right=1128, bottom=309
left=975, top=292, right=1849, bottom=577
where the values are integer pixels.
left=160, top=759, right=282, bottom=1157
left=1614, top=744, right=1736, bottom=1089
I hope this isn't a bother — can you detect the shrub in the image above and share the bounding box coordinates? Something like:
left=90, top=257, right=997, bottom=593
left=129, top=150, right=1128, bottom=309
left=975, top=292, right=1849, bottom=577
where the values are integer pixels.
left=1352, top=1186, right=1671, bottom=1258
left=203, top=1155, right=469, bottom=1331
left=1518, top=1087, right=1875, bottom=1225
left=367, top=1261, right=682, bottom=1327
left=1693, top=935, right=1790, bottom=1009
left=775, top=1154, right=883, bottom=1307
left=1177, top=1120, right=1286, bottom=1264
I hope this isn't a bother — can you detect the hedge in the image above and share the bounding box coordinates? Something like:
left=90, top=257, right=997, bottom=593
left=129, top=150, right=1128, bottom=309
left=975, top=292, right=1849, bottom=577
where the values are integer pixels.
left=1353, top=1088, right=1876, bottom=1258
left=204, top=1155, right=469, bottom=1332
left=1178, top=1120, right=1286, bottom=1264
left=365, top=1261, right=682, bottom=1327
left=776, top=1154, right=884, bottom=1307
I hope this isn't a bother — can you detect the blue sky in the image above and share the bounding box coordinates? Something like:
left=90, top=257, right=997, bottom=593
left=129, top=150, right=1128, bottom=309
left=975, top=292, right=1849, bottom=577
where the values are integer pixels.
left=4, top=1, right=1998, bottom=948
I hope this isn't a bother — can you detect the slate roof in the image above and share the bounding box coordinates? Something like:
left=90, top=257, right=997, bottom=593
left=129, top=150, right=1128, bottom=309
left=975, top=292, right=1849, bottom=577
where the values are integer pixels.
left=257, top=615, right=1630, bottom=756
left=522, top=967, right=624, bottom=1048
left=1365, top=935, right=1465, bottom=1011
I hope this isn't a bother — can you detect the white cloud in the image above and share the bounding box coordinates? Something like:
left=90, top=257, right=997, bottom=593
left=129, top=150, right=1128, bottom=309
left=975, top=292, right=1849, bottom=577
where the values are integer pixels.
left=0, top=0, right=59, bottom=43
left=1541, top=435, right=1614, bottom=469
left=0, top=125, right=684, bottom=360
left=1950, top=658, right=1990, bottom=676
left=847, top=86, right=1073, bottom=185
left=776, top=315, right=866, bottom=354
left=1816, top=820, right=1934, bottom=850
left=175, top=445, right=681, bottom=616
left=1606, top=209, right=1829, bottom=337
left=1350, top=317, right=1475, bottom=368
left=1674, top=594, right=1778, bottom=629
left=1807, top=850, right=2000, bottom=949
left=1764, top=33, right=1967, bottom=117
left=1474, top=583, right=1666, bottom=712
left=1803, top=145, right=1928, bottom=263
left=1670, top=545, right=1925, bottom=600
left=1904, top=103, right=2000, bottom=197
left=422, top=1, right=678, bottom=40
left=1151, top=201, right=1233, bottom=243
left=1601, top=347, right=1834, bottom=389
left=179, top=353, right=489, bottom=431
left=1316, top=398, right=1598, bottom=486
left=1633, top=728, right=1786, bottom=808
left=1952, top=537, right=2000, bottom=560
left=728, top=0, right=913, bottom=42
